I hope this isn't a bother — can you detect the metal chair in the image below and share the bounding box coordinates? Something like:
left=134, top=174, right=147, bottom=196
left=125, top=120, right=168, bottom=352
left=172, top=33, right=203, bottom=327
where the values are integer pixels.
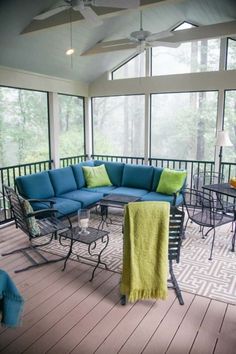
left=183, top=188, right=235, bottom=260
left=2, top=185, right=71, bottom=273
left=121, top=205, right=185, bottom=306
left=193, top=171, right=223, bottom=190
left=193, top=170, right=234, bottom=215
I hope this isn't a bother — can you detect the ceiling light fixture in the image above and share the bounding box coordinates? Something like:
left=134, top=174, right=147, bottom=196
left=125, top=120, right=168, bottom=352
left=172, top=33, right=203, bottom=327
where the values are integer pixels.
left=66, top=48, right=74, bottom=55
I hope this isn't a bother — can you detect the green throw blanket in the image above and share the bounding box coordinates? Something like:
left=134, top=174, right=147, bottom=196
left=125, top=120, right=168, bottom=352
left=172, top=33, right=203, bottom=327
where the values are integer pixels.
left=120, top=201, right=170, bottom=302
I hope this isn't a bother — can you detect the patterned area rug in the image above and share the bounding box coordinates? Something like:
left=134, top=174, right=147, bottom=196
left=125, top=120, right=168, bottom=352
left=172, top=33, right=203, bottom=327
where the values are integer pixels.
left=37, top=209, right=236, bottom=305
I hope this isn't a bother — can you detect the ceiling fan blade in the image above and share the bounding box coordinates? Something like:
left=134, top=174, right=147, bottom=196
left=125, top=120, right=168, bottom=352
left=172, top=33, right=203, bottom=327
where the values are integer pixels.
left=81, top=39, right=137, bottom=55
left=79, top=6, right=103, bottom=26
left=100, top=39, right=135, bottom=47
left=92, top=0, right=140, bottom=9
left=34, top=5, right=70, bottom=20
left=146, top=30, right=173, bottom=42
left=149, top=41, right=180, bottom=48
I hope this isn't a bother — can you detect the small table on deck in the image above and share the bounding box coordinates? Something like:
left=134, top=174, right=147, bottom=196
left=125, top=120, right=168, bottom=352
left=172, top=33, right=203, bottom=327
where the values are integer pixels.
left=97, top=194, right=140, bottom=229
left=60, top=226, right=109, bottom=281
left=202, top=182, right=236, bottom=251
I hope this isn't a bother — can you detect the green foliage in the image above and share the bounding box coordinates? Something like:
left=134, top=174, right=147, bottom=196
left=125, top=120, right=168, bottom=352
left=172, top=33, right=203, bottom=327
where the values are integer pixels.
left=0, top=88, right=49, bottom=167
left=58, top=94, right=84, bottom=158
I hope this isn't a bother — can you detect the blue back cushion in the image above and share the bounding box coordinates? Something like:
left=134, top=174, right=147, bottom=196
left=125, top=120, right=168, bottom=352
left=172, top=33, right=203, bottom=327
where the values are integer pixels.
left=48, top=167, right=77, bottom=196
left=16, top=171, right=54, bottom=199
left=122, top=164, right=154, bottom=190
left=94, top=160, right=124, bottom=186
left=152, top=167, right=164, bottom=191
left=71, top=160, right=95, bottom=189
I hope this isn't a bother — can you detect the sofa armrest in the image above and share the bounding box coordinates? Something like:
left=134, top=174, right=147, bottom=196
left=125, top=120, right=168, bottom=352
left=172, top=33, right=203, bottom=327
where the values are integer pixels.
left=28, top=198, right=55, bottom=208
left=27, top=209, right=72, bottom=228
left=172, top=188, right=184, bottom=206
left=27, top=208, right=58, bottom=218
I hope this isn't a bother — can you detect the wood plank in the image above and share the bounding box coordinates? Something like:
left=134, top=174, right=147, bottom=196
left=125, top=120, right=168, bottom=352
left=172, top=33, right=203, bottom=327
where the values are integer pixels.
left=166, top=295, right=210, bottom=354
left=0, top=261, right=92, bottom=351
left=215, top=303, right=236, bottom=354
left=191, top=299, right=227, bottom=354
left=17, top=259, right=78, bottom=300
left=118, top=291, right=176, bottom=354
left=0, top=258, right=67, bottom=336
left=94, top=300, right=157, bottom=354
left=142, top=292, right=195, bottom=353
left=25, top=274, right=119, bottom=354
left=75, top=290, right=176, bottom=354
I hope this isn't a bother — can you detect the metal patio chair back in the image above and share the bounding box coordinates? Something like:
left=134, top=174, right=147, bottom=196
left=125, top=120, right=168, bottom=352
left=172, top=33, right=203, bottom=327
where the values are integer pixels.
left=183, top=188, right=235, bottom=260
left=2, top=185, right=71, bottom=273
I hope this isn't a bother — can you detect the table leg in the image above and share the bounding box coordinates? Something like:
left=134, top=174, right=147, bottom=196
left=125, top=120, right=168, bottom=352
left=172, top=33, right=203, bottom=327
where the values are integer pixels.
left=97, top=205, right=108, bottom=230
left=62, top=238, right=73, bottom=271
left=89, top=234, right=109, bottom=281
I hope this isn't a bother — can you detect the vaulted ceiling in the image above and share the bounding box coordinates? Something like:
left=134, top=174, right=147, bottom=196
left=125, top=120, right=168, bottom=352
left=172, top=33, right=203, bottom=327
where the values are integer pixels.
left=0, top=0, right=236, bottom=83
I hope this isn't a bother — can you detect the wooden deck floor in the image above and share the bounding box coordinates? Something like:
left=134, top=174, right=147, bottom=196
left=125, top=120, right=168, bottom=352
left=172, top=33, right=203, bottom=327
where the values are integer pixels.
left=0, top=224, right=236, bottom=354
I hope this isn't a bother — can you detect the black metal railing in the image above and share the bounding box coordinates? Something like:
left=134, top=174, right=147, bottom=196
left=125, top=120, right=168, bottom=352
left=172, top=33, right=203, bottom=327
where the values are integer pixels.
left=91, top=154, right=145, bottom=165
left=60, top=155, right=88, bottom=167
left=1, top=154, right=235, bottom=225
left=222, top=162, right=236, bottom=181
left=0, top=160, right=52, bottom=224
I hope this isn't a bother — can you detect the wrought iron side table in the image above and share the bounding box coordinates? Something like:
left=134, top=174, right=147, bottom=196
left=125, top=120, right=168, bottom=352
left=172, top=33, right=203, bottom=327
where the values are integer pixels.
left=60, top=226, right=109, bottom=281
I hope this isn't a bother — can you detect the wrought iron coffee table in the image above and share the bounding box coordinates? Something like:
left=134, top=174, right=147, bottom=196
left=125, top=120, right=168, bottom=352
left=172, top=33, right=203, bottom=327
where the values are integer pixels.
left=60, top=226, right=109, bottom=281
left=97, top=194, right=140, bottom=229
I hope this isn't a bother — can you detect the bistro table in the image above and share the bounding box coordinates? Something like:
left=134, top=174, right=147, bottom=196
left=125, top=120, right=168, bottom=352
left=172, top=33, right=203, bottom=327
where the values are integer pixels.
left=60, top=226, right=109, bottom=281
left=202, top=182, right=236, bottom=251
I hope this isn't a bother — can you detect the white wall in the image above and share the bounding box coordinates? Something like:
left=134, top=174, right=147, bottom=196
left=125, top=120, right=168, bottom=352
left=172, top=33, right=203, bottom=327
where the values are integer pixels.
left=0, top=65, right=88, bottom=96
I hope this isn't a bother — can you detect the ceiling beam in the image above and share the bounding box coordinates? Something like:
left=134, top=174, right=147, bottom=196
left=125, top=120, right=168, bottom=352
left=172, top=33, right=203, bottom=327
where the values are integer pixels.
left=81, top=20, right=236, bottom=56
left=158, top=20, right=236, bottom=43
left=21, top=0, right=183, bottom=34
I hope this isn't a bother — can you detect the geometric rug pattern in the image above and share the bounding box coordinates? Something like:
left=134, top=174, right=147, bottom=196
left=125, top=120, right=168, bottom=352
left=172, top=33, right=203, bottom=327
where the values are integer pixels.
left=38, top=209, right=236, bottom=305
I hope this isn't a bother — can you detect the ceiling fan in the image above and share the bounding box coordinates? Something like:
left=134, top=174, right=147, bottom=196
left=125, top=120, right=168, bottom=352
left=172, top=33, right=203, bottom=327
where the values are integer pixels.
left=34, top=0, right=140, bottom=26
left=81, top=11, right=179, bottom=55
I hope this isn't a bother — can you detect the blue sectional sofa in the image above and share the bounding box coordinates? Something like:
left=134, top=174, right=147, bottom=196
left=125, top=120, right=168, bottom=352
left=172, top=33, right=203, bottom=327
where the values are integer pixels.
left=15, top=160, right=186, bottom=217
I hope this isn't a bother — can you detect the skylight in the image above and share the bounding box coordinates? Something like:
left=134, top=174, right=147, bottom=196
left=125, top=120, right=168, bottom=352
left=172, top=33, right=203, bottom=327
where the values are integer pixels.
left=173, top=21, right=197, bottom=31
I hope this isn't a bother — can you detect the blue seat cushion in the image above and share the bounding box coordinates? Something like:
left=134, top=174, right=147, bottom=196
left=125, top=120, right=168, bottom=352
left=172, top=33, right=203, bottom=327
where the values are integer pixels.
left=60, top=190, right=103, bottom=208
left=109, top=187, right=149, bottom=198
left=81, top=186, right=116, bottom=195
left=94, top=160, right=125, bottom=186
left=122, top=164, right=154, bottom=190
left=48, top=167, right=77, bottom=196
left=16, top=172, right=54, bottom=199
left=141, top=192, right=184, bottom=206
left=152, top=167, right=164, bottom=191
left=71, top=161, right=95, bottom=189
left=30, top=197, right=81, bottom=217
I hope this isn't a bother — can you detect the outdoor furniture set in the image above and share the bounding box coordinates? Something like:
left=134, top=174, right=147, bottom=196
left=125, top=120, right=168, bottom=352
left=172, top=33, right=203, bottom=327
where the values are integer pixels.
left=2, top=161, right=187, bottom=302
left=15, top=160, right=186, bottom=217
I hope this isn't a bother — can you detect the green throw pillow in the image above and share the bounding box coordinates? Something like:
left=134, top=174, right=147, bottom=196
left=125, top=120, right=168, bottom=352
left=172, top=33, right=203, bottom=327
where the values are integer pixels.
left=82, top=164, right=112, bottom=188
left=156, top=168, right=187, bottom=195
left=20, top=198, right=41, bottom=236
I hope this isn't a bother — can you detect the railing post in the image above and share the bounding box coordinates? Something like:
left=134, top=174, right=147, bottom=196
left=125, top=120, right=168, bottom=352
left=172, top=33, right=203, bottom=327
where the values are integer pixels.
left=85, top=97, right=92, bottom=160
